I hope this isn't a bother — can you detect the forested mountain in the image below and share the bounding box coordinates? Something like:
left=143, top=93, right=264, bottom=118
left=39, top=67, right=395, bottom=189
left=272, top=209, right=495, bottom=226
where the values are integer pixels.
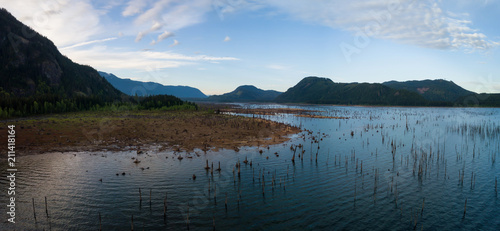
left=382, top=79, right=474, bottom=102
left=208, top=85, right=282, bottom=102
left=455, top=93, right=500, bottom=107
left=275, top=77, right=437, bottom=106
left=0, top=8, right=123, bottom=117
left=99, top=72, right=207, bottom=99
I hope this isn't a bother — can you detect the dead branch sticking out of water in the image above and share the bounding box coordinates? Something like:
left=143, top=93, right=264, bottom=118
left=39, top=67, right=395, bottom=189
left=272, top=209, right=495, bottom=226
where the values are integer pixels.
left=32, top=198, right=36, bottom=222
left=463, top=198, right=467, bottom=219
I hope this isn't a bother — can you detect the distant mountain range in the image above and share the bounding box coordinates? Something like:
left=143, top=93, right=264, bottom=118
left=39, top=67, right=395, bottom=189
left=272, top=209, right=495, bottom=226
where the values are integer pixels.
left=0, top=8, right=122, bottom=101
left=382, top=79, right=474, bottom=102
left=275, top=77, right=431, bottom=106
left=206, top=77, right=500, bottom=107
left=207, top=85, right=282, bottom=102
left=99, top=72, right=207, bottom=99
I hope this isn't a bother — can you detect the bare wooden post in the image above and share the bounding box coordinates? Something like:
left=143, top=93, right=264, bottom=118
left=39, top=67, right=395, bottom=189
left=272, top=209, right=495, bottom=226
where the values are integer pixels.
left=139, top=188, right=142, bottom=209
left=45, top=196, right=49, bottom=218
left=32, top=198, right=37, bottom=222
left=225, top=193, right=228, bottom=211
left=164, top=192, right=167, bottom=219
left=262, top=173, right=265, bottom=196
left=149, top=188, right=152, bottom=208
left=463, top=198, right=467, bottom=218
left=131, top=214, right=134, bottom=231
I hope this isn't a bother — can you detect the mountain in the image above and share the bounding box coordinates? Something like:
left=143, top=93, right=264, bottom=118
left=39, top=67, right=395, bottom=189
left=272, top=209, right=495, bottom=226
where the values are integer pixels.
left=455, top=93, right=500, bottom=107
left=275, top=77, right=434, bottom=106
left=382, top=79, right=474, bottom=102
left=0, top=8, right=123, bottom=101
left=99, top=72, right=207, bottom=99
left=208, top=85, right=282, bottom=102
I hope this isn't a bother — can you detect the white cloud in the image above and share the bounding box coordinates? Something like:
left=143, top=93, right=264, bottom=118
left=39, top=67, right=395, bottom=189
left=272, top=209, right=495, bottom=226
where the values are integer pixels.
left=61, top=37, right=117, bottom=50
left=150, top=31, right=174, bottom=45
left=170, top=39, right=180, bottom=47
left=158, top=31, right=174, bottom=41
left=3, top=0, right=496, bottom=75
left=212, top=0, right=266, bottom=20
left=62, top=46, right=239, bottom=70
left=93, top=0, right=123, bottom=14
left=150, top=21, right=163, bottom=31
left=2, top=0, right=102, bottom=47
left=122, top=0, right=149, bottom=17
left=267, top=64, right=288, bottom=70
left=135, top=20, right=167, bottom=42
left=135, top=31, right=145, bottom=42
left=130, top=0, right=212, bottom=42
left=258, top=0, right=498, bottom=51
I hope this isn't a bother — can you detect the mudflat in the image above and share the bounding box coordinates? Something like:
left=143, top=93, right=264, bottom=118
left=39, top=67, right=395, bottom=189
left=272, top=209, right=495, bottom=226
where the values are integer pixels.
left=0, top=109, right=301, bottom=155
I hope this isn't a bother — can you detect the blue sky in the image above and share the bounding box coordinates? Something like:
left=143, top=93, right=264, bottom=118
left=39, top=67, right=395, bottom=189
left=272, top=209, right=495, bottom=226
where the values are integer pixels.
left=3, top=0, right=500, bottom=95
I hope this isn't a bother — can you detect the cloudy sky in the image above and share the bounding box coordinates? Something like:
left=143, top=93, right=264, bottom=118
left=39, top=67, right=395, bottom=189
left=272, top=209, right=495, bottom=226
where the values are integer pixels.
left=3, top=0, right=500, bottom=95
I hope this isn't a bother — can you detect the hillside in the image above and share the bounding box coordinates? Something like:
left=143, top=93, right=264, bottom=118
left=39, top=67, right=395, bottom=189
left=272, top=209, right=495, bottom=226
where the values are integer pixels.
left=455, top=93, right=500, bottom=107
left=99, top=72, right=207, bottom=99
left=0, top=8, right=123, bottom=116
left=208, top=85, right=282, bottom=102
left=275, top=77, right=435, bottom=106
left=382, top=79, right=474, bottom=102
left=0, top=8, right=122, bottom=100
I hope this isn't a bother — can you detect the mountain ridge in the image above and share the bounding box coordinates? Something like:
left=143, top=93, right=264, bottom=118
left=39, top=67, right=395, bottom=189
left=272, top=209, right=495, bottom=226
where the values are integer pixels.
left=275, top=76, right=436, bottom=106
left=0, top=8, right=125, bottom=117
left=207, top=85, right=282, bottom=102
left=0, top=8, right=123, bottom=100
left=382, top=79, right=474, bottom=102
left=99, top=72, right=207, bottom=99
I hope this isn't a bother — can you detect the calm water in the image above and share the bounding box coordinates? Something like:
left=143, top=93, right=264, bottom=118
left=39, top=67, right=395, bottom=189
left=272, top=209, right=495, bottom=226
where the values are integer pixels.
left=1, top=105, right=499, bottom=230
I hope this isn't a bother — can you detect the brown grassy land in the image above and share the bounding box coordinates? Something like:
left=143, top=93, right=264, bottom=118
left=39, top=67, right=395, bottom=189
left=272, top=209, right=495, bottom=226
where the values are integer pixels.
left=0, top=110, right=301, bottom=155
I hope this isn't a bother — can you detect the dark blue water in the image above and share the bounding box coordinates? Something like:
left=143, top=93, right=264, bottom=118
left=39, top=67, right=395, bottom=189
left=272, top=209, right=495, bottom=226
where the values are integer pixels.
left=1, top=105, right=499, bottom=230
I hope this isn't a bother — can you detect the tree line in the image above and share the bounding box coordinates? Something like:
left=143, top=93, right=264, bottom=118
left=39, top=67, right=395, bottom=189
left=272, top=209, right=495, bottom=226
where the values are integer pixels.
left=0, top=91, right=198, bottom=118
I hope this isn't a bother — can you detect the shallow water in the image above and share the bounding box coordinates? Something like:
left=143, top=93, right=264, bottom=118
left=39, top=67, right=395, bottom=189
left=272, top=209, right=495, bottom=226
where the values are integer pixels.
left=1, top=105, right=499, bottom=230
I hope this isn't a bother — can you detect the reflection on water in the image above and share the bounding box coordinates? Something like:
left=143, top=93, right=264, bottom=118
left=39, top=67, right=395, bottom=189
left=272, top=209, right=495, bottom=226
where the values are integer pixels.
left=1, top=105, right=499, bottom=230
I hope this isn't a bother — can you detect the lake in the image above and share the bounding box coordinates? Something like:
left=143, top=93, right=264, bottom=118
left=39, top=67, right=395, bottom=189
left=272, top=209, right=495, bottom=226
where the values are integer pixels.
left=1, top=104, right=499, bottom=230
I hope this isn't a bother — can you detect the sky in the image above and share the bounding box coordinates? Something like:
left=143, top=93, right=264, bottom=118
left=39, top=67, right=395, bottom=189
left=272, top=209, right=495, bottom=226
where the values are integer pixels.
left=2, top=0, right=500, bottom=95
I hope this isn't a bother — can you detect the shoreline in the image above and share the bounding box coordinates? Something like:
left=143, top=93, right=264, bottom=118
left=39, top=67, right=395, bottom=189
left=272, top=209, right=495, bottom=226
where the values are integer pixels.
left=0, top=109, right=301, bottom=157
